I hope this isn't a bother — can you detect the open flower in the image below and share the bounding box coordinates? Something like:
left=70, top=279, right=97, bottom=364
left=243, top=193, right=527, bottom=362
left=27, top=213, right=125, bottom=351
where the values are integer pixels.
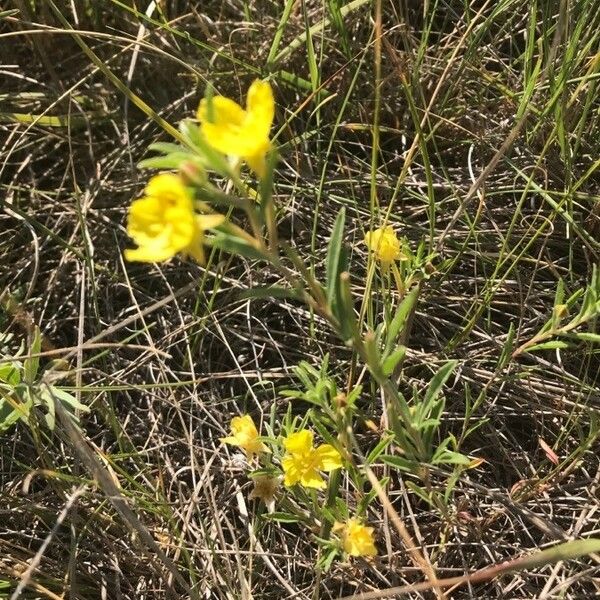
left=338, top=518, right=377, bottom=557
left=364, top=226, right=404, bottom=268
left=220, top=415, right=267, bottom=456
left=281, top=430, right=342, bottom=489
left=197, top=80, right=274, bottom=177
left=125, top=173, right=224, bottom=264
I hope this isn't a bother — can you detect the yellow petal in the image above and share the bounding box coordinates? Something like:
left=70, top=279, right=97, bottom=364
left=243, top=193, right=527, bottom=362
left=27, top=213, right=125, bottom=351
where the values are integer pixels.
left=282, top=456, right=301, bottom=486
left=198, top=96, right=245, bottom=127
left=314, top=444, right=342, bottom=471
left=124, top=245, right=175, bottom=263
left=197, top=213, right=225, bottom=229
left=299, top=468, right=326, bottom=489
left=220, top=435, right=238, bottom=445
left=283, top=430, right=314, bottom=455
left=246, top=79, right=275, bottom=140
left=245, top=152, right=267, bottom=178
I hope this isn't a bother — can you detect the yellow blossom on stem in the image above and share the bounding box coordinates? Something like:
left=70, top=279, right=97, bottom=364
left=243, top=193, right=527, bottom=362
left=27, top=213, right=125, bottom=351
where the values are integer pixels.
left=125, top=173, right=224, bottom=264
left=220, top=415, right=267, bottom=456
left=281, top=430, right=342, bottom=489
left=197, top=79, right=275, bottom=177
left=339, top=518, right=377, bottom=557
left=364, top=226, right=404, bottom=268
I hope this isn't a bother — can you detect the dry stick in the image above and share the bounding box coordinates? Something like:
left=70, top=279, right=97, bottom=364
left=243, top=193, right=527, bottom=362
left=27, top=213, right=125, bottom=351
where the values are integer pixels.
left=347, top=429, right=443, bottom=599
left=49, top=390, right=199, bottom=599
left=435, top=0, right=568, bottom=253
left=336, top=538, right=600, bottom=600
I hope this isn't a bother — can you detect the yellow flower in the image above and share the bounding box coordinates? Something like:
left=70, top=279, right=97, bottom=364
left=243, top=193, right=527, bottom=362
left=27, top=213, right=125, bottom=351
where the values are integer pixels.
left=364, top=226, right=403, bottom=267
left=339, top=518, right=377, bottom=557
left=125, top=173, right=224, bottom=264
left=197, top=80, right=275, bottom=177
left=281, top=430, right=342, bottom=489
left=220, top=415, right=267, bottom=455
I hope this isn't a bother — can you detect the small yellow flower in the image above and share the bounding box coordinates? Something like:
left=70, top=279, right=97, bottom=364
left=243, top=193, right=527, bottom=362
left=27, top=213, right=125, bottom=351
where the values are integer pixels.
left=339, top=518, right=377, bottom=557
left=220, top=415, right=267, bottom=456
left=197, top=80, right=275, bottom=177
left=281, top=430, right=342, bottom=489
left=125, top=173, right=224, bottom=264
left=364, top=226, right=404, bottom=268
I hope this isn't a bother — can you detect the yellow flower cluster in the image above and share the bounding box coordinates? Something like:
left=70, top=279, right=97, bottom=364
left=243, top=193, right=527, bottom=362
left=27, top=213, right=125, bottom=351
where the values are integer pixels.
left=125, top=80, right=275, bottom=264
left=219, top=414, right=377, bottom=557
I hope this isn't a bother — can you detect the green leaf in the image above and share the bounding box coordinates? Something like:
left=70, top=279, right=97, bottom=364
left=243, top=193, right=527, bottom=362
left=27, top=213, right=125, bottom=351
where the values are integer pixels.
left=138, top=153, right=192, bottom=170
left=325, top=208, right=347, bottom=306
left=384, top=286, right=419, bottom=355
left=208, top=232, right=265, bottom=261
left=421, top=360, right=457, bottom=415
left=0, top=362, right=21, bottom=386
left=380, top=454, right=416, bottom=472
left=432, top=449, right=472, bottom=466
left=23, top=328, right=42, bottom=385
left=365, top=436, right=393, bottom=465
left=382, top=345, right=406, bottom=376
left=316, top=547, right=338, bottom=572
left=572, top=332, right=600, bottom=344
left=326, top=0, right=351, bottom=58
left=498, top=322, right=516, bottom=369
left=405, top=481, right=435, bottom=507
left=47, top=386, right=90, bottom=414
left=148, top=142, right=185, bottom=155
left=179, top=119, right=231, bottom=176
left=264, top=512, right=303, bottom=523
left=526, top=340, right=571, bottom=352
left=238, top=286, right=298, bottom=301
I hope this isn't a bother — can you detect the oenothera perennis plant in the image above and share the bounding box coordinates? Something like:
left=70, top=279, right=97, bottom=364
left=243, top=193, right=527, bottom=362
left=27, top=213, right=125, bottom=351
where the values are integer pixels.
left=124, top=80, right=468, bottom=508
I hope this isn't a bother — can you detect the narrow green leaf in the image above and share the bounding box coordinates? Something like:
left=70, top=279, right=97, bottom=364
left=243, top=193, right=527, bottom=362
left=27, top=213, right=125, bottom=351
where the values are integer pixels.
left=382, top=345, right=406, bottom=377
left=138, top=154, right=192, bottom=170
left=326, top=208, right=346, bottom=305
left=366, top=436, right=393, bottom=465
left=208, top=233, right=265, bottom=261
left=384, top=286, right=419, bottom=355
left=432, top=449, right=472, bottom=466
left=422, top=360, right=457, bottom=413
left=380, top=454, right=416, bottom=472
left=526, top=340, right=571, bottom=352
left=265, top=512, right=303, bottom=523
left=24, top=328, right=42, bottom=385
left=571, top=332, right=600, bottom=343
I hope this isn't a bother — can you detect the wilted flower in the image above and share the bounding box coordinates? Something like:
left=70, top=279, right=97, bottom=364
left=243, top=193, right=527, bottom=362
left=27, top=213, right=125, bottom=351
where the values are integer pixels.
left=281, top=430, right=342, bottom=489
left=364, top=226, right=404, bottom=268
left=338, top=518, right=377, bottom=557
left=197, top=80, right=274, bottom=177
left=125, top=173, right=223, bottom=264
left=220, top=415, right=267, bottom=456
left=249, top=475, right=281, bottom=513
